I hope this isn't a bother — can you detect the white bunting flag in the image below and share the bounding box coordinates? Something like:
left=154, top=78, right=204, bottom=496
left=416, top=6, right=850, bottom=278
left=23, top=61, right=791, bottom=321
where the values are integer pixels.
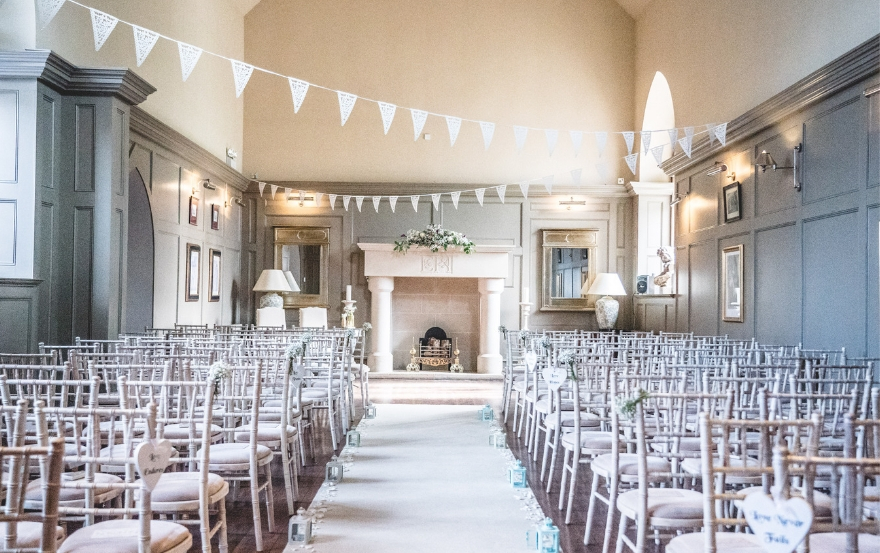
left=495, top=184, right=507, bottom=203
left=270, top=185, right=278, bottom=200
left=337, top=92, right=357, bottom=126
left=258, top=182, right=266, bottom=197
left=545, top=129, right=559, bottom=157
left=329, top=194, right=338, bottom=210
left=284, top=188, right=292, bottom=200
left=297, top=189, right=303, bottom=203
left=389, top=196, right=398, bottom=213
left=595, top=131, right=608, bottom=157
left=714, top=122, right=728, bottom=146
left=571, top=168, right=583, bottom=187
left=677, top=135, right=693, bottom=158
left=595, top=162, right=610, bottom=183
left=178, top=43, right=203, bottom=82
left=684, top=126, right=695, bottom=140
left=132, top=26, right=159, bottom=67
left=474, top=188, right=485, bottom=206
left=641, top=132, right=652, bottom=154
left=542, top=175, right=554, bottom=195
left=479, top=122, right=495, bottom=151
left=315, top=192, right=324, bottom=206
left=450, top=191, right=461, bottom=209
left=410, top=195, right=419, bottom=212
left=410, top=109, right=428, bottom=141
left=514, top=126, right=528, bottom=152
left=372, top=196, right=381, bottom=212
left=570, top=131, right=583, bottom=157
left=650, top=145, right=665, bottom=166
left=706, top=124, right=716, bottom=145
left=89, top=9, right=118, bottom=52
left=288, top=78, right=310, bottom=113
left=231, top=60, right=254, bottom=98
left=37, top=0, right=66, bottom=30
left=625, top=153, right=639, bottom=175
left=342, top=195, right=351, bottom=211
left=622, top=131, right=635, bottom=154
left=445, top=116, right=462, bottom=146
left=431, top=193, right=441, bottom=211
left=519, top=182, right=529, bottom=198
left=378, top=102, right=396, bottom=135
left=355, top=196, right=364, bottom=212
left=667, top=128, right=679, bottom=154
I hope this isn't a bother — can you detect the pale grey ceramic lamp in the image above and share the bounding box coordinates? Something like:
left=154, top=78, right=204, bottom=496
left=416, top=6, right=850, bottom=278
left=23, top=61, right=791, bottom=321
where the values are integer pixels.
left=584, top=273, right=627, bottom=330
left=253, top=269, right=292, bottom=308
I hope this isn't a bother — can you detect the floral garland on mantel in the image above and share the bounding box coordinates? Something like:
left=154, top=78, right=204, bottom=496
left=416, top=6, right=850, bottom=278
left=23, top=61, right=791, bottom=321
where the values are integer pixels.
left=394, top=224, right=475, bottom=254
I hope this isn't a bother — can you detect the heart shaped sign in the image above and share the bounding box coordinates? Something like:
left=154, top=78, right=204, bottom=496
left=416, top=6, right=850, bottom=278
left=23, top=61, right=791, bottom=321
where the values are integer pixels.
left=524, top=351, right=538, bottom=371
left=743, top=493, right=813, bottom=553
left=542, top=367, right=568, bottom=390
left=135, top=439, right=172, bottom=491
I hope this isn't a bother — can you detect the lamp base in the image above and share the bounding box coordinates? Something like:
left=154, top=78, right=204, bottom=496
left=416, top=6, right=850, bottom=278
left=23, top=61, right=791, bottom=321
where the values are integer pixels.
left=594, top=295, right=619, bottom=330
left=259, top=292, right=284, bottom=308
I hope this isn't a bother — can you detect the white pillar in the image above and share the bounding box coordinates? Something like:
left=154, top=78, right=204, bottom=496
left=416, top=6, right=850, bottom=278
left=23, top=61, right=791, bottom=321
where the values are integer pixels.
left=368, top=276, right=394, bottom=372
left=477, top=278, right=504, bottom=374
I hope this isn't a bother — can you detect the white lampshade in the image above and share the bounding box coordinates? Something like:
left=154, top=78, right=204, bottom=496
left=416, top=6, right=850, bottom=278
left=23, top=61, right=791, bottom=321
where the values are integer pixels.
left=253, top=269, right=293, bottom=293
left=583, top=273, right=626, bottom=296
left=283, top=270, right=301, bottom=293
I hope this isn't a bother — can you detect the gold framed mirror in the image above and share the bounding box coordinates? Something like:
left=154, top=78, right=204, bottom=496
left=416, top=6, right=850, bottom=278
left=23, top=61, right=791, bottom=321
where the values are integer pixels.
left=274, top=227, right=330, bottom=308
left=541, top=228, right=598, bottom=311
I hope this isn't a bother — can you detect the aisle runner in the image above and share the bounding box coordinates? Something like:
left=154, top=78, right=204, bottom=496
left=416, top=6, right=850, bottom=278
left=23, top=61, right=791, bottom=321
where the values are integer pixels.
left=295, top=405, right=546, bottom=553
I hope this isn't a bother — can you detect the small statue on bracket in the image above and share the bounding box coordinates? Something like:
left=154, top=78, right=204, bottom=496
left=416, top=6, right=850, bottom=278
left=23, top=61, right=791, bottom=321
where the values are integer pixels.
left=653, top=247, right=674, bottom=288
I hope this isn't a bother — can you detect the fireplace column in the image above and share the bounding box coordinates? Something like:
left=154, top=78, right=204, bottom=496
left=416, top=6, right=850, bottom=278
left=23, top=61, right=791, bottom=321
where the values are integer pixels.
left=368, top=276, right=394, bottom=372
left=477, top=278, right=504, bottom=374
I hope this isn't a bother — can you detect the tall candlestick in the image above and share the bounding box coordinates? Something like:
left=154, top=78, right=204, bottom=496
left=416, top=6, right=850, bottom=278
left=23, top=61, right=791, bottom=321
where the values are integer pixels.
left=346, top=285, right=352, bottom=301
left=522, top=286, right=529, bottom=304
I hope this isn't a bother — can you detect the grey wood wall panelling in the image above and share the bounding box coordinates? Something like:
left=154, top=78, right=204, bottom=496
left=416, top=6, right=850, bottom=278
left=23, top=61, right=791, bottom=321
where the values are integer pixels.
left=125, top=166, right=154, bottom=333
left=687, top=239, right=717, bottom=334
left=867, top=205, right=879, bottom=357
left=754, top=222, right=802, bottom=346
left=35, top=88, right=58, bottom=344
left=674, top=245, right=688, bottom=332
left=802, top=96, right=864, bottom=205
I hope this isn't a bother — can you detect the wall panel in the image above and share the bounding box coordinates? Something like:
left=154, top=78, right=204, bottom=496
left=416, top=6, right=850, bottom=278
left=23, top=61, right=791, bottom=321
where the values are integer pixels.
left=803, top=97, right=864, bottom=204
left=73, top=104, right=95, bottom=192
left=865, top=206, right=878, bottom=357
left=0, top=90, right=18, bottom=183
left=152, top=231, right=179, bottom=328
left=687, top=241, right=716, bottom=333
left=754, top=223, right=801, bottom=345
left=71, top=206, right=94, bottom=340
left=0, top=298, right=31, bottom=352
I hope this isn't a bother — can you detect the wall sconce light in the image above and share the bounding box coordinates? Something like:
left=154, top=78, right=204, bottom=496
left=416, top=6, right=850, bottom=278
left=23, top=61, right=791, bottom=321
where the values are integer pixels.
left=755, top=143, right=803, bottom=190
left=288, top=194, right=315, bottom=208
left=670, top=192, right=688, bottom=206
left=201, top=179, right=216, bottom=190
left=559, top=197, right=586, bottom=210
left=706, top=162, right=728, bottom=176
left=233, top=197, right=244, bottom=207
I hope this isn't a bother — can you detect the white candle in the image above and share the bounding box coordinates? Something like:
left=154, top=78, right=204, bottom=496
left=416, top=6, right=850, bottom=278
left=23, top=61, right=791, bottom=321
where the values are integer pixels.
left=522, top=286, right=529, bottom=304
left=346, top=285, right=352, bottom=301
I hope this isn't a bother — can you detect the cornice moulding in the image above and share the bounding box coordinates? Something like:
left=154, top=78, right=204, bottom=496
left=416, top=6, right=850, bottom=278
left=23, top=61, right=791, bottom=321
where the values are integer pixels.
left=265, top=182, right=631, bottom=198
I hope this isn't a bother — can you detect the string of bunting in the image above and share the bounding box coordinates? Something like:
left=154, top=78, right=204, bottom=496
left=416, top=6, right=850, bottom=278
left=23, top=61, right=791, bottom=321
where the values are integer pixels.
left=39, top=0, right=729, bottom=171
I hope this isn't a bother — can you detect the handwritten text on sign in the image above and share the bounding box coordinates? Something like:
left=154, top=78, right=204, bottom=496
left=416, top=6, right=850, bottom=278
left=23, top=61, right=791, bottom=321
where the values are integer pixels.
left=742, top=493, right=812, bottom=553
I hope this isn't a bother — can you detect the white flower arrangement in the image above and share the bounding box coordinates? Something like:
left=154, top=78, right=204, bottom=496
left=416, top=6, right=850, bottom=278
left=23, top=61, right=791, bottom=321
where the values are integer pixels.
left=557, top=349, right=578, bottom=381
left=285, top=341, right=304, bottom=359
left=208, top=361, right=230, bottom=393
left=539, top=335, right=552, bottom=350
left=614, top=389, right=650, bottom=419
left=362, top=322, right=372, bottom=332
left=393, top=224, right=475, bottom=254
left=343, top=304, right=357, bottom=315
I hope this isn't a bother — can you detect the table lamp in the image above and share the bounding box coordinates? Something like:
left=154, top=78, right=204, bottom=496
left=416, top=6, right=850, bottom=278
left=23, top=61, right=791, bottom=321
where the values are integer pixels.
left=584, top=273, right=626, bottom=330
left=253, top=269, right=292, bottom=308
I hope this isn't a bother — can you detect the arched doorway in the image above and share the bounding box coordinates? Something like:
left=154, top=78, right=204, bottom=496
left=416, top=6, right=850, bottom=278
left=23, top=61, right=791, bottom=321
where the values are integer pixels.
left=639, top=71, right=675, bottom=181
left=125, top=168, right=155, bottom=333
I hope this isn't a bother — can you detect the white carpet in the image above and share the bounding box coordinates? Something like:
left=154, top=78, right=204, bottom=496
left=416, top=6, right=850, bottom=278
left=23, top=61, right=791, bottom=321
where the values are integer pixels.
left=297, top=404, right=545, bottom=553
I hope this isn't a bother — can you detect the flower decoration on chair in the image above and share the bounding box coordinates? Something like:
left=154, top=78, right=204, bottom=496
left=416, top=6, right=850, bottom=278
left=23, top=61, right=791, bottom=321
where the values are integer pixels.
left=344, top=328, right=356, bottom=341
left=518, top=329, right=530, bottom=347
left=393, top=224, right=475, bottom=254
left=539, top=335, right=552, bottom=352
left=207, top=361, right=230, bottom=393
left=614, top=389, right=650, bottom=419
left=342, top=303, right=356, bottom=327
left=362, top=322, right=372, bottom=332
left=498, top=324, right=507, bottom=336
left=556, top=349, right=578, bottom=381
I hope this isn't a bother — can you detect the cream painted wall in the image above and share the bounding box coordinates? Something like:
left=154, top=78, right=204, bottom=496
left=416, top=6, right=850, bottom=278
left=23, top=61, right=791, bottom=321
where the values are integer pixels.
left=36, top=0, right=246, bottom=167
left=634, top=0, right=879, bottom=129
left=242, top=0, right=636, bottom=185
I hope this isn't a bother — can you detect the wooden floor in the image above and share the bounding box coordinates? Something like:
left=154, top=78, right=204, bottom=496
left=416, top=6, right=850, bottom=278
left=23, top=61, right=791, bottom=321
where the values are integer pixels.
left=206, top=377, right=645, bottom=553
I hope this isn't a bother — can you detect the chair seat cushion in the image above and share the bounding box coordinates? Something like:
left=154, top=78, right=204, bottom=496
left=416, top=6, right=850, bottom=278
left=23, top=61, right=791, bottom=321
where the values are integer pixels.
left=864, top=485, right=879, bottom=516
left=546, top=411, right=601, bottom=429
left=26, top=472, right=123, bottom=505
left=202, top=443, right=273, bottom=471
left=161, top=423, right=223, bottom=441
left=666, top=531, right=764, bottom=553
left=682, top=455, right=759, bottom=476
left=151, top=472, right=228, bottom=509
left=650, top=436, right=701, bottom=453
left=301, top=388, right=341, bottom=399
left=234, top=423, right=298, bottom=444
left=0, top=520, right=64, bottom=549
left=560, top=431, right=620, bottom=452
left=58, top=519, right=191, bottom=553
left=591, top=453, right=672, bottom=478
left=807, top=533, right=880, bottom=550
left=617, top=488, right=704, bottom=521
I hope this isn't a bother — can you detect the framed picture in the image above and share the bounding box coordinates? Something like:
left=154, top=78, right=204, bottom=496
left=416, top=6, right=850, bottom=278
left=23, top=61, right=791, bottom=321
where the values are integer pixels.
left=208, top=249, right=221, bottom=302
left=211, top=204, right=220, bottom=231
left=189, top=196, right=199, bottom=226
left=185, top=243, right=201, bottom=302
left=723, top=182, right=742, bottom=223
left=722, top=245, right=744, bottom=322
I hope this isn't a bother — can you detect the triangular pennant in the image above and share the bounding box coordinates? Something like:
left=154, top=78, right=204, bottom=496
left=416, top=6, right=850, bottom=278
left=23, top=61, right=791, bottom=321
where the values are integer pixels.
left=378, top=102, right=396, bottom=135
left=474, top=188, right=485, bottom=206
left=284, top=188, right=292, bottom=200
left=445, top=116, right=462, bottom=146
left=595, top=162, right=610, bottom=183
left=355, top=196, right=364, bottom=212
left=706, top=124, right=716, bottom=145
left=570, top=168, right=582, bottom=187
left=595, top=131, right=608, bottom=157
left=288, top=78, right=310, bottom=114
left=329, top=194, right=338, bottom=210
left=132, top=26, right=159, bottom=67
left=231, top=60, right=254, bottom=98
left=545, top=129, right=559, bottom=157
left=650, top=145, right=665, bottom=166
left=372, top=196, right=381, bottom=212
left=431, top=194, right=441, bottom=211
left=685, top=126, right=695, bottom=139
left=495, top=185, right=507, bottom=203
left=410, top=109, right=428, bottom=141
left=641, top=132, right=652, bottom=154
left=514, top=126, right=528, bottom=152
left=542, top=175, right=554, bottom=195
left=89, top=9, right=118, bottom=52
left=479, top=122, right=495, bottom=151
left=315, top=192, right=324, bottom=206
left=714, top=122, right=728, bottom=146
left=37, top=0, right=66, bottom=30
left=625, top=153, right=639, bottom=175
left=622, top=131, right=635, bottom=154
left=450, top=191, right=461, bottom=209
left=258, top=182, right=266, bottom=197
left=337, top=92, right=357, bottom=126
left=389, top=196, right=398, bottom=213
left=410, top=195, right=419, bottom=212
left=295, top=189, right=302, bottom=203
left=519, top=182, right=529, bottom=198
left=570, top=131, right=583, bottom=157
left=342, top=195, right=351, bottom=211
left=270, top=185, right=278, bottom=199
left=667, top=128, right=679, bottom=154
left=677, top=135, right=693, bottom=158
left=178, top=42, right=203, bottom=82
